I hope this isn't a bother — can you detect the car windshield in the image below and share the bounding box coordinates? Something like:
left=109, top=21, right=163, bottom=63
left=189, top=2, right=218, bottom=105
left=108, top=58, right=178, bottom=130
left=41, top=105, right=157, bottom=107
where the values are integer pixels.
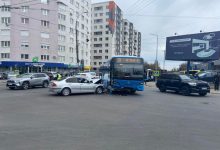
left=17, top=74, right=32, bottom=78
left=113, top=63, right=144, bottom=80
left=179, top=75, right=191, bottom=80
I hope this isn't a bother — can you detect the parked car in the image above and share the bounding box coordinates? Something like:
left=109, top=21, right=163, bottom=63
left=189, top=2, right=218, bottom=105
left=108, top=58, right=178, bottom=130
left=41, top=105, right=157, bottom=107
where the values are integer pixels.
left=7, top=71, right=19, bottom=79
left=156, top=73, right=210, bottom=96
left=0, top=72, right=8, bottom=79
left=49, top=77, right=104, bottom=96
left=6, top=73, right=50, bottom=90
left=196, top=71, right=219, bottom=83
left=43, top=72, right=58, bottom=80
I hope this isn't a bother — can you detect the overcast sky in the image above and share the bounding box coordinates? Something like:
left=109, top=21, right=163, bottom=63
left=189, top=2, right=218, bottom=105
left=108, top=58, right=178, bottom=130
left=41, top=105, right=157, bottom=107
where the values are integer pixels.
left=92, top=0, right=220, bottom=70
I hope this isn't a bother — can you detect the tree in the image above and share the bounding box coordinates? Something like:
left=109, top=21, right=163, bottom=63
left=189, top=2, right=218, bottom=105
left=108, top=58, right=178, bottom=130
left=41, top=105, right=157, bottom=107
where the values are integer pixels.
left=144, top=61, right=161, bottom=70
left=179, top=63, right=187, bottom=71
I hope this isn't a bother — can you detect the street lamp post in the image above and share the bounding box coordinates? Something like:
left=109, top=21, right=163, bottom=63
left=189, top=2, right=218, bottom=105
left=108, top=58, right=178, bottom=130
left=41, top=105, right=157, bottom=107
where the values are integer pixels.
left=150, top=33, right=159, bottom=71
left=75, top=11, right=88, bottom=72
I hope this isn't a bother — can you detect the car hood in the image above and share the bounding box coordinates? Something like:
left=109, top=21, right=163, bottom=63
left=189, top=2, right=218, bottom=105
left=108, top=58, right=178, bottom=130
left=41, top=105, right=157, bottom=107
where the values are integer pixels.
left=182, top=79, right=208, bottom=84
left=9, top=77, right=30, bottom=82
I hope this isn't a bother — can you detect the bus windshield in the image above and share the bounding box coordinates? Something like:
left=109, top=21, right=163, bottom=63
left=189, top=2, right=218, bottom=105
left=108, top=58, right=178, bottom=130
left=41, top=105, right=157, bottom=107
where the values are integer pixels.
left=113, top=63, right=144, bottom=80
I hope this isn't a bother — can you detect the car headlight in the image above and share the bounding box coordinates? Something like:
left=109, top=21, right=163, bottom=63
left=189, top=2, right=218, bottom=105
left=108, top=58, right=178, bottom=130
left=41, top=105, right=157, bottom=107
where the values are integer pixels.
left=188, top=82, right=197, bottom=86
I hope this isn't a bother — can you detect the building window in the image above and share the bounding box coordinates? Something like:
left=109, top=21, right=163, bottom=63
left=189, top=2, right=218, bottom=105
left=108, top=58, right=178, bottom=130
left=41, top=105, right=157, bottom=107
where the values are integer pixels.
left=94, top=19, right=103, bottom=23
left=94, top=62, right=97, bottom=65
left=105, top=31, right=109, bottom=34
left=94, top=31, right=102, bottom=35
left=1, top=17, right=10, bottom=24
left=21, top=54, right=29, bottom=59
left=58, top=13, right=66, bottom=21
left=58, top=35, right=66, bottom=42
left=41, top=9, right=49, bottom=16
left=41, top=44, right=50, bottom=50
left=94, top=26, right=97, bottom=29
left=100, top=13, right=103, bottom=16
left=99, top=50, right=102, bottom=53
left=70, top=18, right=74, bottom=24
left=58, top=45, right=65, bottom=52
left=41, top=20, right=49, bottom=27
left=99, top=38, right=102, bottom=41
left=41, top=0, right=49, bottom=4
left=99, top=62, right=102, bottom=65
left=21, top=42, right=29, bottom=49
left=94, top=56, right=102, bottom=59
left=40, top=32, right=50, bottom=39
left=20, top=30, right=29, bottom=37
left=94, top=38, right=97, bottom=41
left=58, top=24, right=66, bottom=31
left=105, top=56, right=108, bottom=59
left=1, top=53, right=10, bottom=58
left=58, top=56, right=65, bottom=62
left=21, top=6, right=29, bottom=12
left=94, top=44, right=102, bottom=47
left=41, top=55, right=49, bottom=60
left=105, top=49, right=108, bottom=53
left=69, top=47, right=74, bottom=53
left=94, top=6, right=103, bottom=11
left=105, top=43, right=109, bottom=47
left=70, top=57, right=74, bottom=63
left=70, top=27, right=74, bottom=34
left=94, top=50, right=97, bottom=53
left=70, top=38, right=74, bottom=43
left=1, top=6, right=10, bottom=12
left=105, top=37, right=109, bottom=41
left=1, top=41, right=10, bottom=47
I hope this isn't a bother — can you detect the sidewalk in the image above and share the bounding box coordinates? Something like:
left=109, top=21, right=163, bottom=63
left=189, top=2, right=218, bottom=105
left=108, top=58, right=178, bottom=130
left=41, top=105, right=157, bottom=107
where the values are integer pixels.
left=146, top=82, right=220, bottom=95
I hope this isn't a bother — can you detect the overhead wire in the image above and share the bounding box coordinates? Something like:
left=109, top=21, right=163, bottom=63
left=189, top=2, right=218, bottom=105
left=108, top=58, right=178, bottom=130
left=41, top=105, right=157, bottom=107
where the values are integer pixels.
left=125, top=0, right=146, bottom=13
left=132, top=0, right=157, bottom=15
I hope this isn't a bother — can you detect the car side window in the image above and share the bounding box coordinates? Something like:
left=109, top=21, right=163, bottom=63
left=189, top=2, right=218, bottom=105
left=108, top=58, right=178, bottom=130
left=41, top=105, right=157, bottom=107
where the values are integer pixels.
left=66, top=78, right=78, bottom=83
left=173, top=75, right=180, bottom=80
left=32, top=74, right=38, bottom=78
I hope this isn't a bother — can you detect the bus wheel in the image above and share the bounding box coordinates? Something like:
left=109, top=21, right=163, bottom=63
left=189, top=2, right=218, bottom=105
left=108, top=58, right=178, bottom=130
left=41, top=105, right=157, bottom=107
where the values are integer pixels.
left=130, top=90, right=136, bottom=94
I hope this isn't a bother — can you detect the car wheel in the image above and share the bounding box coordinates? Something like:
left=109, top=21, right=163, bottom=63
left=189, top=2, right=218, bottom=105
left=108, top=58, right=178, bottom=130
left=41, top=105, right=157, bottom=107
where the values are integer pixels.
left=96, top=87, right=103, bottom=94
left=42, top=81, right=49, bottom=88
left=159, top=84, right=166, bottom=92
left=61, top=88, right=71, bottom=96
left=22, top=82, right=29, bottom=90
left=181, top=86, right=190, bottom=96
left=199, top=92, right=207, bottom=96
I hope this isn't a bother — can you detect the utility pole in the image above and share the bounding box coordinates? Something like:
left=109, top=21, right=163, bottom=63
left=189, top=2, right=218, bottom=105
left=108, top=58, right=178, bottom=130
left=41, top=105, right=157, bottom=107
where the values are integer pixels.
left=75, top=11, right=88, bottom=72
left=163, top=50, right=166, bottom=70
left=75, top=21, right=79, bottom=71
left=150, top=33, right=159, bottom=71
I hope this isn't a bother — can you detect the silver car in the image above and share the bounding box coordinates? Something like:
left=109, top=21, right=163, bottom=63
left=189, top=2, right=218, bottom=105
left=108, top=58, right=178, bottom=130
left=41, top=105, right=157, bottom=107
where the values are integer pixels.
left=49, top=77, right=104, bottom=96
left=6, top=73, right=50, bottom=90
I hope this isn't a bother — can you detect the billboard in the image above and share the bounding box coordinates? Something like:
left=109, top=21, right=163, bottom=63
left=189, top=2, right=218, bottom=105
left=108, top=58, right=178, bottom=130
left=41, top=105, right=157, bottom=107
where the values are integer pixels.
left=166, top=31, right=220, bottom=61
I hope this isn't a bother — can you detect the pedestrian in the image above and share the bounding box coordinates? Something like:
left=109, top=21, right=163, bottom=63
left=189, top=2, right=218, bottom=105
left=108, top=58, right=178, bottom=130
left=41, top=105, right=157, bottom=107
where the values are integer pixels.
left=57, top=73, right=62, bottom=81
left=214, top=73, right=220, bottom=91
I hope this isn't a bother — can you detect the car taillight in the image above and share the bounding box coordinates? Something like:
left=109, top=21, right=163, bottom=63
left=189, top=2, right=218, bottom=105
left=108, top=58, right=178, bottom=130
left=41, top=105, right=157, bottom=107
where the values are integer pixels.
left=51, top=82, right=57, bottom=87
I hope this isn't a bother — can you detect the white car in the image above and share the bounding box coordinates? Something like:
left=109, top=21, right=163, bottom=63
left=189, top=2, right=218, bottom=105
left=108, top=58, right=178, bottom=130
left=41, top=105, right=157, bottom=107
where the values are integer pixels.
left=49, top=77, right=104, bottom=96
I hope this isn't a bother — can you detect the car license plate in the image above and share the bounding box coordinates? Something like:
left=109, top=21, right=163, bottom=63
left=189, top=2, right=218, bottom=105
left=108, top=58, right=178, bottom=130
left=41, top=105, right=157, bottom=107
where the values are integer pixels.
left=202, top=87, right=207, bottom=90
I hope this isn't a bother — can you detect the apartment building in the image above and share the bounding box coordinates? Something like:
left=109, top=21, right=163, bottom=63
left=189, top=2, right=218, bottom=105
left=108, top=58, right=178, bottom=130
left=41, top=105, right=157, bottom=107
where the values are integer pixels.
left=91, top=1, right=142, bottom=70
left=0, top=0, right=91, bottom=72
left=91, top=1, right=124, bottom=70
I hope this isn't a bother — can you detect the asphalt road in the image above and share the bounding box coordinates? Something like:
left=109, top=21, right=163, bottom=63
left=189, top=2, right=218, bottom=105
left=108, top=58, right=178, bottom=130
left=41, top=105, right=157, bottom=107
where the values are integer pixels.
left=0, top=84, right=220, bottom=150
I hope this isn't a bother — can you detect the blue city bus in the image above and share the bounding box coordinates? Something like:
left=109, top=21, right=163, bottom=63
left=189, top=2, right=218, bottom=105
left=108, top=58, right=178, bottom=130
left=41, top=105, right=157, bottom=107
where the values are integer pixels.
left=100, top=56, right=145, bottom=93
